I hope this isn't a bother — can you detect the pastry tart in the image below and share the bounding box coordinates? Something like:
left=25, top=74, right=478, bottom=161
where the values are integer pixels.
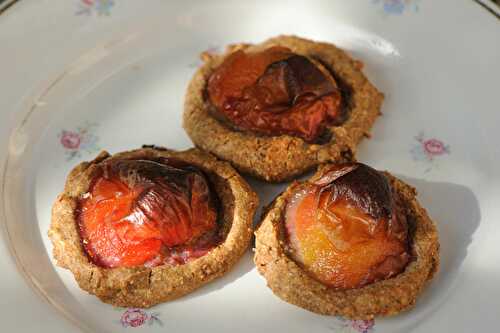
left=49, top=146, right=258, bottom=307
left=254, top=162, right=439, bottom=319
left=183, top=35, right=383, bottom=182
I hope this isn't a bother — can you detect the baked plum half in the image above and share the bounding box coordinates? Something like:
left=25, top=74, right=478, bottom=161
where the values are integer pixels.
left=78, top=158, right=221, bottom=268
left=284, top=163, right=410, bottom=289
left=207, top=46, right=342, bottom=143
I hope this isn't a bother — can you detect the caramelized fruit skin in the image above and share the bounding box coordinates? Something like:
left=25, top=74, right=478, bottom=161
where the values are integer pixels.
left=78, top=159, right=219, bottom=268
left=285, top=163, right=410, bottom=289
left=207, top=47, right=342, bottom=142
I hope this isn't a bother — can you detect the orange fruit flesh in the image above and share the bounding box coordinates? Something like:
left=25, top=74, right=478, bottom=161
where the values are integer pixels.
left=285, top=185, right=409, bottom=289
left=79, top=171, right=218, bottom=268
left=207, top=47, right=342, bottom=142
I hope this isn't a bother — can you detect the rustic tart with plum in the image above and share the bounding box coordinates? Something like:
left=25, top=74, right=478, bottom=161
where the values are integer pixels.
left=254, top=163, right=439, bottom=319
left=49, top=146, right=258, bottom=307
left=183, top=35, right=383, bottom=182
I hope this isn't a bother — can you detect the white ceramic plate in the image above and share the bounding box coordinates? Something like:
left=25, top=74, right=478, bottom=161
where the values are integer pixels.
left=1, top=0, right=499, bottom=332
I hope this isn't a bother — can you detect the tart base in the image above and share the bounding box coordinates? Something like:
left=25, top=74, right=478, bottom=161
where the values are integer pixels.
left=183, top=35, right=384, bottom=182
left=254, top=168, right=439, bottom=319
left=49, top=147, right=258, bottom=307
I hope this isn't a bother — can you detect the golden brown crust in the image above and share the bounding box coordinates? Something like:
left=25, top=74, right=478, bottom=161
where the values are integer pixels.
left=254, top=166, right=439, bottom=319
left=48, top=147, right=258, bottom=307
left=183, top=35, right=384, bottom=182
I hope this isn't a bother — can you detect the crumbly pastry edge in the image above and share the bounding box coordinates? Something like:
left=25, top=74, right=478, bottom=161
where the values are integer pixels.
left=253, top=167, right=439, bottom=319
left=48, top=147, right=258, bottom=308
left=183, top=35, right=384, bottom=182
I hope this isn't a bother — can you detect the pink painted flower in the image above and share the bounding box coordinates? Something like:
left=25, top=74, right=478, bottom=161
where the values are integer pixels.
left=423, top=138, right=447, bottom=156
left=412, top=132, right=450, bottom=168
left=59, top=123, right=100, bottom=161
left=60, top=130, right=81, bottom=149
left=76, top=0, right=114, bottom=16
left=351, top=319, right=375, bottom=333
left=120, top=308, right=147, bottom=328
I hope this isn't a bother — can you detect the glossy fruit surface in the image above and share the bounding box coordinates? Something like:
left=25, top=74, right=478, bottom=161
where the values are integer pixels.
left=207, top=47, right=342, bottom=142
left=78, top=159, right=219, bottom=268
left=285, top=163, right=410, bottom=289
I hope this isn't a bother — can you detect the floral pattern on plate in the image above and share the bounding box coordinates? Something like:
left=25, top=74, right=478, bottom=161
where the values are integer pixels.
left=411, top=131, right=450, bottom=172
left=372, top=0, right=420, bottom=15
left=331, top=318, right=375, bottom=333
left=119, top=308, right=163, bottom=328
left=58, top=122, right=100, bottom=161
left=76, top=0, right=115, bottom=16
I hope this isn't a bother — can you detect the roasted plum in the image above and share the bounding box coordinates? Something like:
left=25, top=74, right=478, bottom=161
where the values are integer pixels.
left=207, top=46, right=342, bottom=142
left=284, top=163, right=410, bottom=289
left=78, top=158, right=220, bottom=268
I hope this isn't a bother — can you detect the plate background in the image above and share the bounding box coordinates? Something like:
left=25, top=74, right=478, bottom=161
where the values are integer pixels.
left=1, top=1, right=499, bottom=332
